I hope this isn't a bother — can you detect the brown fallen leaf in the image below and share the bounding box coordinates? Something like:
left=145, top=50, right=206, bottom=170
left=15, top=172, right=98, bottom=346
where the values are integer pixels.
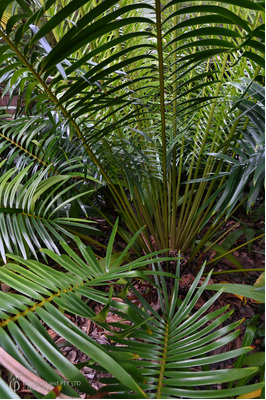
left=47, top=328, right=58, bottom=340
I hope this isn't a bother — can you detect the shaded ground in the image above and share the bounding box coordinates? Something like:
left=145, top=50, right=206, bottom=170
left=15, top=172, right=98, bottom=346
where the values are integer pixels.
left=50, top=217, right=265, bottom=396
left=2, top=216, right=265, bottom=398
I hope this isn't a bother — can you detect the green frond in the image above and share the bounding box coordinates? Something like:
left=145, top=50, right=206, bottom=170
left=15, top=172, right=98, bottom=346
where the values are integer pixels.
left=101, top=262, right=262, bottom=398
left=0, top=240, right=262, bottom=398
left=0, top=114, right=98, bottom=178
left=0, top=230, right=178, bottom=398
left=0, top=164, right=98, bottom=263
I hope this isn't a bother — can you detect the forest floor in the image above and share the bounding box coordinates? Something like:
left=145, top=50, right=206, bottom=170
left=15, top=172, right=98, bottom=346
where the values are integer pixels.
left=50, top=215, right=265, bottom=396
left=3, top=215, right=264, bottom=398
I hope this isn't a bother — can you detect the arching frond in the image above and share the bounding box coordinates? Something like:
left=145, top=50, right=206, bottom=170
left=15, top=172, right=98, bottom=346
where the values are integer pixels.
left=0, top=163, right=98, bottom=263
left=0, top=223, right=175, bottom=399
left=0, top=247, right=262, bottom=398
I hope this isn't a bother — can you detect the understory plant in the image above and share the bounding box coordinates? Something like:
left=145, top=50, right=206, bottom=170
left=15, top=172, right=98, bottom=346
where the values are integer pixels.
left=0, top=0, right=264, bottom=259
left=0, top=224, right=264, bottom=398
left=0, top=0, right=264, bottom=398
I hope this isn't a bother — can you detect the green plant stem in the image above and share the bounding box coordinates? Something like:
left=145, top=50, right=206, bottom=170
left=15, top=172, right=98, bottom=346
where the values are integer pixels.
left=188, top=62, right=262, bottom=258
left=155, top=0, right=168, bottom=249
left=157, top=321, right=169, bottom=399
left=64, top=228, right=108, bottom=250
left=206, top=268, right=265, bottom=276
left=207, top=233, right=265, bottom=265
left=177, top=53, right=230, bottom=249
left=175, top=20, right=209, bottom=246
left=175, top=73, right=196, bottom=245
left=184, top=111, right=243, bottom=256
left=170, top=3, right=179, bottom=247
left=204, top=221, right=240, bottom=253
left=133, top=184, right=162, bottom=251
left=190, top=195, right=247, bottom=262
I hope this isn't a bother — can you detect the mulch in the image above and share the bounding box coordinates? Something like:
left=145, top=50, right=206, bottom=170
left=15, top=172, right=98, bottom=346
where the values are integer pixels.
left=1, top=216, right=265, bottom=398
left=55, top=222, right=264, bottom=396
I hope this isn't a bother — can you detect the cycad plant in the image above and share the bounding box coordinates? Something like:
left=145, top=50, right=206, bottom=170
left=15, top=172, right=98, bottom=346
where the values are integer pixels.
left=0, top=0, right=265, bottom=398
left=0, top=0, right=264, bottom=259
